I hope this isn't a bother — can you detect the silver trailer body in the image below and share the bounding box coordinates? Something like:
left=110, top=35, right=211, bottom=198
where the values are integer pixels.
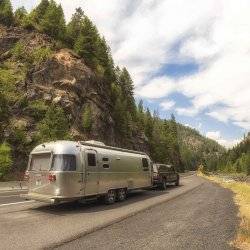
left=24, top=140, right=152, bottom=204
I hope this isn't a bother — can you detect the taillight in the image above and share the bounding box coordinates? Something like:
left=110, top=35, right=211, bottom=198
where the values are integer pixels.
left=48, top=174, right=56, bottom=182
left=24, top=172, right=29, bottom=181
left=153, top=172, right=159, bottom=178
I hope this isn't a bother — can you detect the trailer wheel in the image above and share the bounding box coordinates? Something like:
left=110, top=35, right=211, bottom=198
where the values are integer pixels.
left=117, top=188, right=127, bottom=201
left=161, top=179, right=167, bottom=190
left=105, top=190, right=116, bottom=204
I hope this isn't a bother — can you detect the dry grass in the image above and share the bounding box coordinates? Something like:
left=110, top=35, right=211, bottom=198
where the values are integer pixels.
left=200, top=173, right=250, bottom=250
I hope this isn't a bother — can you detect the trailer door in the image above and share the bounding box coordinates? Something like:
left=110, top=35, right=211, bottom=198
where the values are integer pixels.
left=84, top=150, right=99, bottom=196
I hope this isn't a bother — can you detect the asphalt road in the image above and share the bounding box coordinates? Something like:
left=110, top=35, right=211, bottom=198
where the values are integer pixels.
left=0, top=190, right=27, bottom=205
left=0, top=175, right=239, bottom=250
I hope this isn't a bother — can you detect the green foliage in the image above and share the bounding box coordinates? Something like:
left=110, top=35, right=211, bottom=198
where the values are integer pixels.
left=39, top=1, right=66, bottom=40
left=34, top=0, right=50, bottom=20
left=0, top=92, right=9, bottom=135
left=0, top=67, right=19, bottom=102
left=11, top=41, right=26, bottom=60
left=82, top=105, right=92, bottom=133
left=38, top=105, right=69, bottom=141
left=0, top=0, right=14, bottom=26
left=12, top=42, right=52, bottom=64
left=28, top=100, right=48, bottom=120
left=14, top=6, right=27, bottom=26
left=215, top=135, right=250, bottom=175
left=66, top=7, right=84, bottom=47
left=31, top=47, right=52, bottom=64
left=73, top=16, right=100, bottom=69
left=0, top=143, right=12, bottom=179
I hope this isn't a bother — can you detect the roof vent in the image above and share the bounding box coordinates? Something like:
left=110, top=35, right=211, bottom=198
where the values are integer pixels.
left=84, top=140, right=105, bottom=146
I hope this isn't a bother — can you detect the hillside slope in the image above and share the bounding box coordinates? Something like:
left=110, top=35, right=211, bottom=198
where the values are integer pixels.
left=177, top=125, right=225, bottom=170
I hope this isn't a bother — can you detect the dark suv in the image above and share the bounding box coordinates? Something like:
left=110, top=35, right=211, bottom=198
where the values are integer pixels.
left=153, top=164, right=179, bottom=189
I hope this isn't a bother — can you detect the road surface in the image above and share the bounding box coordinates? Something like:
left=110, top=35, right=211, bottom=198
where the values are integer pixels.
left=0, top=190, right=27, bottom=205
left=0, top=175, right=239, bottom=250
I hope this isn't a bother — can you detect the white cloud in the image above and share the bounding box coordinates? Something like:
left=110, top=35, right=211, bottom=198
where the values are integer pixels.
left=206, top=131, right=241, bottom=148
left=206, top=131, right=221, bottom=140
left=160, top=100, right=175, bottom=110
left=176, top=106, right=199, bottom=117
left=136, top=76, right=176, bottom=99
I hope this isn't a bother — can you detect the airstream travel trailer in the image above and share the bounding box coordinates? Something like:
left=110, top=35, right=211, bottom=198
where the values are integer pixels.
left=23, top=140, right=152, bottom=204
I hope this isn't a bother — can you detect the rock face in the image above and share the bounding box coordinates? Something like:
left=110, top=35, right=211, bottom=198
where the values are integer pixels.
left=27, top=48, right=117, bottom=145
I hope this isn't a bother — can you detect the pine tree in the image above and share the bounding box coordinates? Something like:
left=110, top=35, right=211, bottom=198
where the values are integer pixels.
left=14, top=6, right=27, bottom=26
left=34, top=0, right=49, bottom=20
left=111, top=83, right=128, bottom=137
left=119, top=67, right=136, bottom=117
left=38, top=105, right=69, bottom=141
left=66, top=7, right=84, bottom=48
left=137, top=100, right=145, bottom=131
left=74, top=16, right=99, bottom=68
left=96, top=37, right=115, bottom=82
left=144, top=108, right=154, bottom=139
left=40, top=0, right=66, bottom=40
left=82, top=105, right=92, bottom=133
left=0, top=0, right=14, bottom=26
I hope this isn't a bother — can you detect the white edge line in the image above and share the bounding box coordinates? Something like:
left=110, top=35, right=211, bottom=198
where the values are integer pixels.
left=0, top=200, right=34, bottom=207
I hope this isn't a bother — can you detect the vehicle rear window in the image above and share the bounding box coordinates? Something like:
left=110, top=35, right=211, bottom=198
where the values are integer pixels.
left=159, top=165, right=172, bottom=171
left=51, top=154, right=76, bottom=171
left=30, top=153, right=51, bottom=171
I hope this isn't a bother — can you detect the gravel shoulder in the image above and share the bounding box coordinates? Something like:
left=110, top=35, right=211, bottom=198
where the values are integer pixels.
left=57, top=179, right=239, bottom=250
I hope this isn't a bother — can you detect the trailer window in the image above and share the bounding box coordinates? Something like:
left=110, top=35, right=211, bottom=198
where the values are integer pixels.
left=51, top=154, right=76, bottom=171
left=103, top=164, right=109, bottom=169
left=87, top=153, right=96, bottom=167
left=30, top=153, right=51, bottom=171
left=142, top=158, right=149, bottom=170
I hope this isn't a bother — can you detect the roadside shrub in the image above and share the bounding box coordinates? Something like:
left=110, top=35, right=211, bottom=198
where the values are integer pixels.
left=0, top=143, right=12, bottom=180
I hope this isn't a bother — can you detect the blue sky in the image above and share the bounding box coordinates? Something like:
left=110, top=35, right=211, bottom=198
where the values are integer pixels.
left=12, top=0, right=250, bottom=147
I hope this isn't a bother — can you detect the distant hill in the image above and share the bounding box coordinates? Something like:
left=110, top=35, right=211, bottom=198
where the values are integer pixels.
left=214, top=133, right=250, bottom=175
left=177, top=124, right=225, bottom=171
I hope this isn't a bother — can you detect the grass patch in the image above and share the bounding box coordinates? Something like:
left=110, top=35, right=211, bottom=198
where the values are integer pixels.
left=200, top=173, right=250, bottom=249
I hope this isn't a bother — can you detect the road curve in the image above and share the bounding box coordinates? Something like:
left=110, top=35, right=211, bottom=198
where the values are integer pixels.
left=56, top=179, right=239, bottom=250
left=0, top=176, right=238, bottom=250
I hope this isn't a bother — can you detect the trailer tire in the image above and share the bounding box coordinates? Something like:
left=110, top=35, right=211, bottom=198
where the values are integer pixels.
left=105, top=190, right=116, bottom=204
left=117, top=188, right=127, bottom=201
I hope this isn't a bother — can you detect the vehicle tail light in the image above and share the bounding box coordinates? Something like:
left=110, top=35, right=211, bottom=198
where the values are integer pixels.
left=48, top=174, right=56, bottom=182
left=24, top=172, right=29, bottom=181
left=153, top=172, right=159, bottom=178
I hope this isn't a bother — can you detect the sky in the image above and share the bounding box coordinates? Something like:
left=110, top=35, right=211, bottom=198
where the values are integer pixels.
left=11, top=0, right=250, bottom=148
